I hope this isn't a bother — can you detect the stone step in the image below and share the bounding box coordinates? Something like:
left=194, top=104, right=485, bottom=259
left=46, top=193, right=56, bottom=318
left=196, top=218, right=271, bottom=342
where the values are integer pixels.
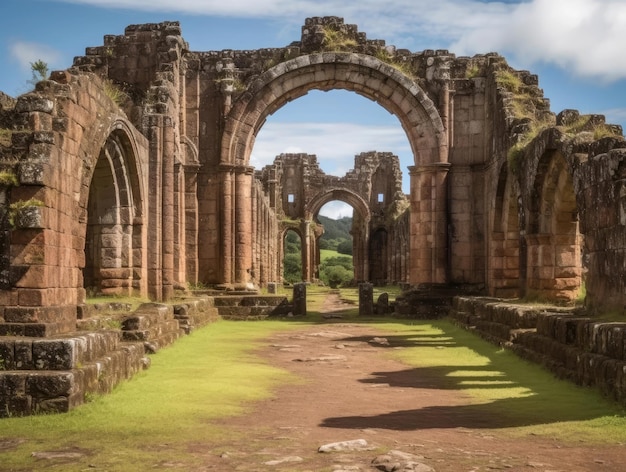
left=122, top=303, right=175, bottom=330
left=0, top=330, right=122, bottom=371
left=0, top=320, right=76, bottom=337
left=217, top=304, right=291, bottom=319
left=212, top=295, right=288, bottom=307
left=0, top=341, right=147, bottom=417
left=122, top=319, right=181, bottom=342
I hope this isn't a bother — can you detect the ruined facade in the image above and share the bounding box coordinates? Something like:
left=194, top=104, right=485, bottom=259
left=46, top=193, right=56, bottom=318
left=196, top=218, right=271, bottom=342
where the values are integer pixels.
left=257, top=151, right=409, bottom=285
left=0, top=17, right=625, bottom=415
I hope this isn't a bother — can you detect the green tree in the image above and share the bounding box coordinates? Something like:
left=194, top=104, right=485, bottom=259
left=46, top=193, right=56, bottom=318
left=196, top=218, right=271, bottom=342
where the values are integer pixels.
left=283, top=253, right=302, bottom=284
left=320, top=265, right=352, bottom=288
left=320, top=256, right=353, bottom=272
left=29, top=60, right=49, bottom=86
left=337, top=239, right=353, bottom=255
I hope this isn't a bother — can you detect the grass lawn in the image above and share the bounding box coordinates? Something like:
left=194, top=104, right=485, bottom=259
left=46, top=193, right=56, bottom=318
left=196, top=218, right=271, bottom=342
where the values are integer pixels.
left=1, top=289, right=625, bottom=470
left=0, top=320, right=303, bottom=471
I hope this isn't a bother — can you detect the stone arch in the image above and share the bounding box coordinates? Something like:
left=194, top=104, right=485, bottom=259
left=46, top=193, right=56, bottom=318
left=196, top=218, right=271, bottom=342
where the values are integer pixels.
left=222, top=53, right=446, bottom=168
left=526, top=150, right=582, bottom=301
left=369, top=227, right=389, bottom=284
left=307, top=188, right=371, bottom=282
left=219, top=53, right=448, bottom=286
left=489, top=164, right=521, bottom=297
left=83, top=122, right=145, bottom=297
left=306, top=188, right=370, bottom=222
left=280, top=226, right=305, bottom=283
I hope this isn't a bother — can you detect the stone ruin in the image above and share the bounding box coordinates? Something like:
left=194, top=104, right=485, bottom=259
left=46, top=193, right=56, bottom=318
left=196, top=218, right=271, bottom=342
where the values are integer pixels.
left=0, top=16, right=625, bottom=415
left=257, top=151, right=409, bottom=285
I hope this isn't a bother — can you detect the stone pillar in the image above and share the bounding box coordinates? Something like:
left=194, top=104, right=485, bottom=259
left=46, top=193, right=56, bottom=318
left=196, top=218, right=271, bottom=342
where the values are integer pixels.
left=234, top=165, right=254, bottom=286
left=146, top=115, right=163, bottom=301
left=362, top=224, right=370, bottom=283
left=161, top=119, right=175, bottom=300
left=409, top=163, right=451, bottom=285
left=220, top=165, right=234, bottom=285
left=184, top=163, right=200, bottom=284
left=359, top=282, right=374, bottom=316
left=301, top=220, right=313, bottom=282
left=293, top=282, right=307, bottom=316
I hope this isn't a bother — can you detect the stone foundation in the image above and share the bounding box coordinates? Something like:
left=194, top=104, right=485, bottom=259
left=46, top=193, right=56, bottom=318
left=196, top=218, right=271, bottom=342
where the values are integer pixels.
left=450, top=297, right=626, bottom=405
left=0, top=296, right=219, bottom=417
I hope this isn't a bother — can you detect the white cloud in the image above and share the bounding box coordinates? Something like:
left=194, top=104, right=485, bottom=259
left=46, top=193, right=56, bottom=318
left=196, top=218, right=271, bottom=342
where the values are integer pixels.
left=319, top=201, right=353, bottom=220
left=9, top=41, right=62, bottom=72
left=56, top=0, right=626, bottom=81
left=449, top=0, right=626, bottom=82
left=251, top=121, right=412, bottom=175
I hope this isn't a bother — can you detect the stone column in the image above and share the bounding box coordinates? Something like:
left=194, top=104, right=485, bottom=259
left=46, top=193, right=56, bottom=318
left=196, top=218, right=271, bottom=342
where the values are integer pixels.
left=409, top=163, right=451, bottom=285
left=234, top=165, right=254, bottom=287
left=293, top=282, right=307, bottom=316
left=220, top=165, right=234, bottom=285
left=362, top=224, right=370, bottom=283
left=146, top=115, right=163, bottom=301
left=161, top=119, right=175, bottom=300
left=359, top=282, right=374, bottom=316
left=302, top=220, right=311, bottom=282
left=184, top=163, right=200, bottom=284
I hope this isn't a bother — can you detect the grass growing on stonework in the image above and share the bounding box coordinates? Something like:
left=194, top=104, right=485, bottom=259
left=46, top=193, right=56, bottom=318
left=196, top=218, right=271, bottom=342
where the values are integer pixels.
left=0, top=320, right=302, bottom=471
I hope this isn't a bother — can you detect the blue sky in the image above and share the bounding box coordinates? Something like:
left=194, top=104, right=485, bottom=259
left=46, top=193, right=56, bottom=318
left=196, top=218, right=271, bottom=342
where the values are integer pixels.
left=2, top=0, right=625, bottom=219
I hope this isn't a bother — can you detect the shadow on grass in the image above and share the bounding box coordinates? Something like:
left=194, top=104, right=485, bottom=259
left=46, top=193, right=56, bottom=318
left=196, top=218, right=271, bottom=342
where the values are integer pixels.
left=319, top=321, right=624, bottom=431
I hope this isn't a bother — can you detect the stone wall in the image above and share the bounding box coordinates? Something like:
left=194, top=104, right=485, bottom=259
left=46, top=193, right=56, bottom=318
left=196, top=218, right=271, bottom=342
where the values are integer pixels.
left=451, top=297, right=626, bottom=405
left=257, top=151, right=410, bottom=284
left=1, top=16, right=626, bottom=415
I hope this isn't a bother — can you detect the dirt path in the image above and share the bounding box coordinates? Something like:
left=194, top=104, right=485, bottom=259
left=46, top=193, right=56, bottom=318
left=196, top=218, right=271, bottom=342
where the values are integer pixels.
left=194, top=293, right=625, bottom=471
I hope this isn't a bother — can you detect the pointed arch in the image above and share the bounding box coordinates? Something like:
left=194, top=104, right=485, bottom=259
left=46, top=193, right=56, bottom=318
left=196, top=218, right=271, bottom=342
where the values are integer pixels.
left=526, top=150, right=582, bottom=301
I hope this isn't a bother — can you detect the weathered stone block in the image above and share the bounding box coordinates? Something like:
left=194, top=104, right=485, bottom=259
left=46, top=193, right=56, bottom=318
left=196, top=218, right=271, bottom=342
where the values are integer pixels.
left=27, top=372, right=75, bottom=397
left=32, top=340, right=77, bottom=370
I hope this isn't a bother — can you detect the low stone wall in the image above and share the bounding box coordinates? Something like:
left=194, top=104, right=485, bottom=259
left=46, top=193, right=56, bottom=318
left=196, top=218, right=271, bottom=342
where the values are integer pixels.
left=0, top=296, right=219, bottom=417
left=213, top=295, right=292, bottom=320
left=450, top=297, right=626, bottom=405
left=0, top=331, right=146, bottom=416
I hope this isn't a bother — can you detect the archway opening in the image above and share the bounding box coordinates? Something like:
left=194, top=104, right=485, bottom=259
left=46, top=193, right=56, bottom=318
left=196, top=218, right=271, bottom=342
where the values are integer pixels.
left=224, top=54, right=448, bottom=288
left=252, top=89, right=412, bottom=193
left=83, top=132, right=141, bottom=297
left=490, top=164, right=521, bottom=298
left=317, top=200, right=355, bottom=288
left=527, top=150, right=582, bottom=302
left=282, top=229, right=303, bottom=284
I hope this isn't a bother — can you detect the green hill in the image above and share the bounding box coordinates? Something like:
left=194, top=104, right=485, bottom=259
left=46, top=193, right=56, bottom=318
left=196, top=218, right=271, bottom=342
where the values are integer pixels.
left=318, top=215, right=352, bottom=254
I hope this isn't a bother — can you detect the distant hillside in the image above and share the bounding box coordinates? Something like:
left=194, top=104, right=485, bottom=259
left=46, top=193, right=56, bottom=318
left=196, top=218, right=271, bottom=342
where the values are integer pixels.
left=318, top=215, right=352, bottom=242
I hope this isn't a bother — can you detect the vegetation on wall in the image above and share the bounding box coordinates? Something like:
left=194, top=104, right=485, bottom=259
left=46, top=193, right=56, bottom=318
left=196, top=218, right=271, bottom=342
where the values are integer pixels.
left=103, top=79, right=129, bottom=106
left=0, top=170, right=18, bottom=187
left=321, top=26, right=358, bottom=51
left=496, top=68, right=552, bottom=175
left=29, top=60, right=49, bottom=87
left=374, top=48, right=417, bottom=81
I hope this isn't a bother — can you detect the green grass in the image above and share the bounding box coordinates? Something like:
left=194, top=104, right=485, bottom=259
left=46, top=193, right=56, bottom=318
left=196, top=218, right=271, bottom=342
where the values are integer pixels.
left=376, top=319, right=626, bottom=443
left=0, top=320, right=300, bottom=471
left=2, top=291, right=625, bottom=470
left=320, top=248, right=344, bottom=261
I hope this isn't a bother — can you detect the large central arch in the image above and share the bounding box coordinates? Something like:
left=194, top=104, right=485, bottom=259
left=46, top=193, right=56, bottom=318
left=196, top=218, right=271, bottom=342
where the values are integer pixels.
left=220, top=53, right=449, bottom=286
